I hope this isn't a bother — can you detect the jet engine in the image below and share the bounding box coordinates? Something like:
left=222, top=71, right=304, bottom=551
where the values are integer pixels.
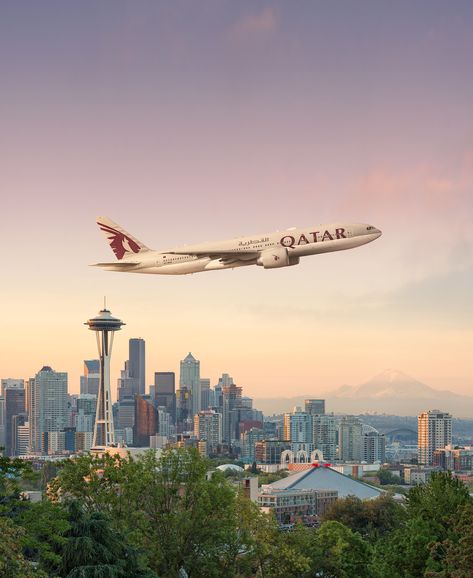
left=256, top=247, right=300, bottom=269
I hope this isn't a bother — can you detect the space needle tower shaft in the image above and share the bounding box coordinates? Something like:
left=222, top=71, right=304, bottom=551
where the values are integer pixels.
left=85, top=305, right=125, bottom=449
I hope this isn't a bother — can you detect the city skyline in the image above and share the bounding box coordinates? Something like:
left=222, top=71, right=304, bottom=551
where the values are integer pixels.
left=1, top=2, right=472, bottom=397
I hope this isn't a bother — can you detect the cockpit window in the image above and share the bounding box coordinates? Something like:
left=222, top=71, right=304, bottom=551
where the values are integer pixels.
left=366, top=226, right=374, bottom=230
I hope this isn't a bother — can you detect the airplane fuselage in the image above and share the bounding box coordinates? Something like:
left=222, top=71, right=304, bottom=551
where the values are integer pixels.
left=95, top=222, right=382, bottom=275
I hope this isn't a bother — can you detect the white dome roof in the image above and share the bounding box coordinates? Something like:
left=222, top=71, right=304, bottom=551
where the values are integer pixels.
left=216, top=464, right=244, bottom=472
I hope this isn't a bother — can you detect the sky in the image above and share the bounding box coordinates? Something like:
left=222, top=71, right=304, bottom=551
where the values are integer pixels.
left=1, top=1, right=473, bottom=400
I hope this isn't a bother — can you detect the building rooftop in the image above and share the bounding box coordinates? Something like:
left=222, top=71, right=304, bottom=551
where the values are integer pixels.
left=265, top=464, right=383, bottom=500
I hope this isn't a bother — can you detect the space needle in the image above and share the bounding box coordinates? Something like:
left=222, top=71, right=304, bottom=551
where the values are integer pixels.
left=85, top=303, right=125, bottom=449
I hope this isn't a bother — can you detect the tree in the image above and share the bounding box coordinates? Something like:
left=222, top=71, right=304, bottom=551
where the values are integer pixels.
left=0, top=517, right=38, bottom=578
left=307, top=520, right=372, bottom=578
left=323, top=494, right=405, bottom=542
left=57, top=501, right=155, bottom=578
left=235, top=496, right=311, bottom=577
left=50, top=449, right=243, bottom=577
left=372, top=472, right=472, bottom=577
left=377, top=468, right=402, bottom=486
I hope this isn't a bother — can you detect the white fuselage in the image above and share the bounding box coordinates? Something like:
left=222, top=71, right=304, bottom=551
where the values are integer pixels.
left=97, top=223, right=382, bottom=275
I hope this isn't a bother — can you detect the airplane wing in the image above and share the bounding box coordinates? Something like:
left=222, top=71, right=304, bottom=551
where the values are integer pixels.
left=167, top=250, right=259, bottom=262
left=90, top=262, right=140, bottom=267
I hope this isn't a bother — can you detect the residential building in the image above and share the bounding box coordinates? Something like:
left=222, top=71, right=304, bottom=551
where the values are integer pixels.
left=362, top=430, right=386, bottom=463
left=194, top=410, right=222, bottom=455
left=312, top=413, right=337, bottom=462
left=418, top=410, right=452, bottom=466
left=304, top=399, right=325, bottom=415
left=338, top=416, right=363, bottom=462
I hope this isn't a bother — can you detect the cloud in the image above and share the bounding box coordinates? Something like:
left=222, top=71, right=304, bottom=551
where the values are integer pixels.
left=231, top=7, right=279, bottom=39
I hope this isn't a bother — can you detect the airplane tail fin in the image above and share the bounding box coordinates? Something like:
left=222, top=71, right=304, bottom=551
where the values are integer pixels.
left=96, top=217, right=150, bottom=260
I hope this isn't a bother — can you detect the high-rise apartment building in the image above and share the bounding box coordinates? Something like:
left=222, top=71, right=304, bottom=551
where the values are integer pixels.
left=338, top=416, right=363, bottom=462
left=304, top=399, right=325, bottom=415
left=284, top=408, right=312, bottom=443
left=362, top=430, right=386, bottom=463
left=180, top=353, right=200, bottom=417
left=28, top=366, right=68, bottom=455
left=80, top=360, right=100, bottom=396
left=418, top=410, right=452, bottom=465
left=312, top=413, right=337, bottom=462
left=194, top=410, right=222, bottom=455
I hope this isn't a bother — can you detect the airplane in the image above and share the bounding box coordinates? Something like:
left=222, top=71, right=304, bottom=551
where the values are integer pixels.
left=92, top=217, right=382, bottom=275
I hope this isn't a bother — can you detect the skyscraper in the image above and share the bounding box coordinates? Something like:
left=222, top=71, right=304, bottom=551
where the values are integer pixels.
left=222, top=383, right=242, bottom=443
left=134, top=395, right=158, bottom=447
left=180, top=353, right=200, bottom=417
left=80, top=360, right=100, bottom=396
left=4, top=386, right=26, bottom=456
left=117, top=338, right=146, bottom=399
left=338, top=416, right=363, bottom=462
left=362, top=430, right=386, bottom=463
left=129, top=338, right=146, bottom=395
left=418, top=410, right=452, bottom=465
left=154, top=372, right=176, bottom=421
left=28, top=366, right=68, bottom=455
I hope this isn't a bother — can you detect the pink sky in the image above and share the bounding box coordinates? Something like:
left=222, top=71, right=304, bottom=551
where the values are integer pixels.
left=1, top=2, right=472, bottom=401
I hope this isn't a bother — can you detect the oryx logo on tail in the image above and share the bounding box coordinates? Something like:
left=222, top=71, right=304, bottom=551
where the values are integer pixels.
left=96, top=217, right=149, bottom=260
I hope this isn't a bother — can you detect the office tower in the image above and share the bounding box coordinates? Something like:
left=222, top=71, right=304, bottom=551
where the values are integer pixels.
left=176, top=386, right=193, bottom=431
left=129, top=338, right=146, bottom=395
left=28, top=366, right=68, bottom=454
left=154, top=372, right=176, bottom=421
left=304, top=399, right=325, bottom=415
left=117, top=338, right=145, bottom=400
left=217, top=373, right=234, bottom=387
left=5, top=387, right=26, bottom=456
left=0, top=396, right=5, bottom=449
left=200, top=378, right=211, bottom=410
left=85, top=307, right=125, bottom=449
left=1, top=379, right=24, bottom=397
left=12, top=415, right=29, bottom=456
left=133, top=395, right=158, bottom=447
left=180, top=353, right=200, bottom=417
left=80, top=360, right=100, bottom=396
left=76, top=394, right=97, bottom=433
left=194, top=410, right=222, bottom=455
left=116, top=397, right=136, bottom=430
left=157, top=407, right=172, bottom=437
left=362, top=430, right=386, bottom=463
left=312, top=413, right=337, bottom=462
left=418, top=410, right=452, bottom=466
left=338, top=416, right=363, bottom=462
left=222, top=383, right=242, bottom=443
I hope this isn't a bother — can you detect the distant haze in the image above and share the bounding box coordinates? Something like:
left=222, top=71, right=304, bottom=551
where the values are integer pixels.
left=255, top=370, right=473, bottom=418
